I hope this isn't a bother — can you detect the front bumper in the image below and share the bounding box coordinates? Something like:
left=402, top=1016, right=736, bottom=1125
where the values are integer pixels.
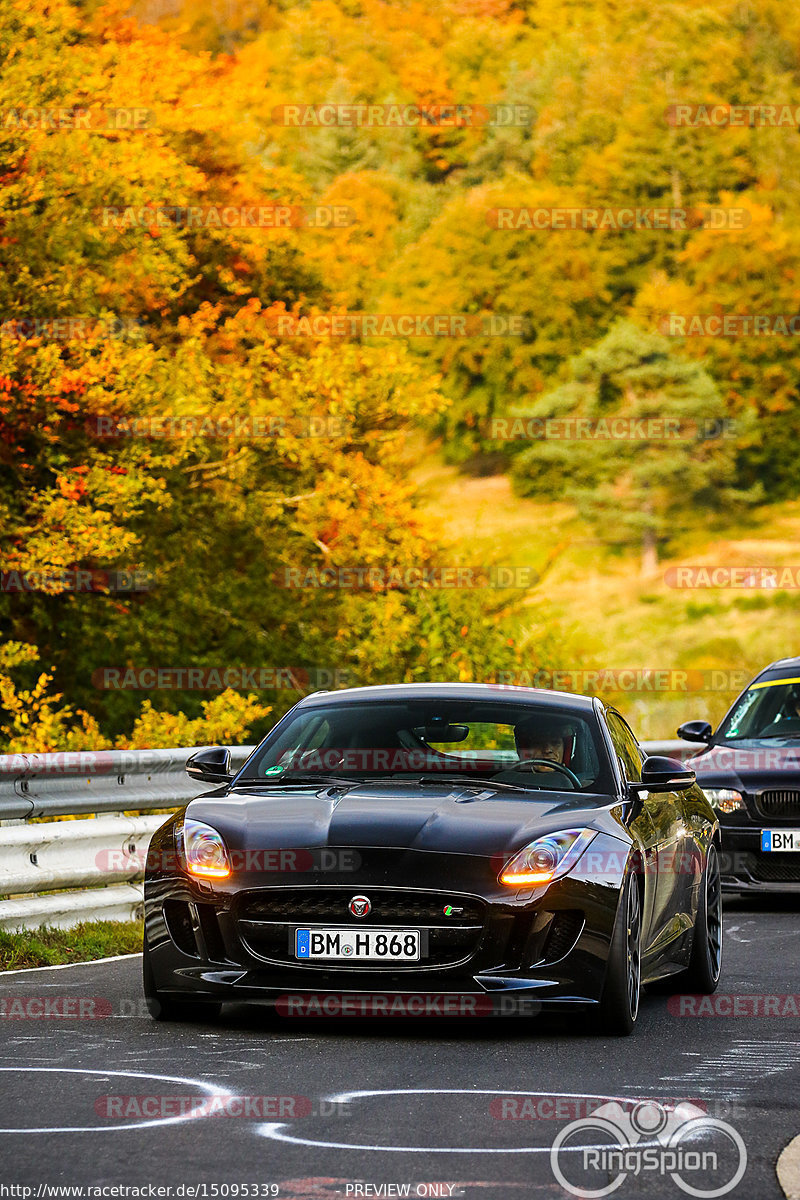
left=143, top=838, right=631, bottom=1012
left=719, top=827, right=800, bottom=892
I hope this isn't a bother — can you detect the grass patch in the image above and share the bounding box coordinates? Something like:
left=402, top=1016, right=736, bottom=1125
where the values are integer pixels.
left=0, top=920, right=143, bottom=971
left=410, top=454, right=800, bottom=737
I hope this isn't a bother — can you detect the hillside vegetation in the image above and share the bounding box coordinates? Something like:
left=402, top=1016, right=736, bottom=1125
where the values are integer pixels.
left=1, top=0, right=798, bottom=748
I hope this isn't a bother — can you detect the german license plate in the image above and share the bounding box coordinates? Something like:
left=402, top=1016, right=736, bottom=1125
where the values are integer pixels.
left=761, top=830, right=800, bottom=852
left=294, top=927, right=421, bottom=961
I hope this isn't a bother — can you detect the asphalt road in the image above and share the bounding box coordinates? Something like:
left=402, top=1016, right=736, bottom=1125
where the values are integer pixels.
left=0, top=896, right=798, bottom=1200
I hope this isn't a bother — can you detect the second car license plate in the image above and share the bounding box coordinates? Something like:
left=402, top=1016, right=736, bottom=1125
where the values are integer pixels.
left=761, top=829, right=800, bottom=852
left=294, top=928, right=421, bottom=961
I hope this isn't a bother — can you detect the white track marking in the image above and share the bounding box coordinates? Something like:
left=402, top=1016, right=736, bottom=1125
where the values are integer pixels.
left=660, top=1039, right=800, bottom=1099
left=0, top=1066, right=233, bottom=1134
left=256, top=1087, right=685, bottom=1155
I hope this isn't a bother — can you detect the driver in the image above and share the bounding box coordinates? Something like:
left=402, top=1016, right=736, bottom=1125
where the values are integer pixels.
left=781, top=684, right=800, bottom=721
left=514, top=716, right=572, bottom=772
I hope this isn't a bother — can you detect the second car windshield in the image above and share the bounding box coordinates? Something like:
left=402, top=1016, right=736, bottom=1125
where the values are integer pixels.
left=716, top=679, right=800, bottom=742
left=237, top=699, right=613, bottom=793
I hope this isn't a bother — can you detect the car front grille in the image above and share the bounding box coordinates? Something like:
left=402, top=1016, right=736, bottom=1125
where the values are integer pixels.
left=754, top=790, right=800, bottom=820
left=236, top=887, right=486, bottom=969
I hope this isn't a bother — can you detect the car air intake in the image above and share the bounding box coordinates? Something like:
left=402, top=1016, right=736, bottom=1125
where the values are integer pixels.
left=163, top=900, right=198, bottom=957
left=750, top=855, right=800, bottom=884
left=542, top=911, right=585, bottom=964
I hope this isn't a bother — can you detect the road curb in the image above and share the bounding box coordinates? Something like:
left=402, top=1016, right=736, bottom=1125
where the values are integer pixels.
left=778, top=1135, right=800, bottom=1200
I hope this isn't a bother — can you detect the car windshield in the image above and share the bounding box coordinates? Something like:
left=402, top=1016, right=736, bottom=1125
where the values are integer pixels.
left=237, top=699, right=614, bottom=794
left=716, top=678, right=800, bottom=743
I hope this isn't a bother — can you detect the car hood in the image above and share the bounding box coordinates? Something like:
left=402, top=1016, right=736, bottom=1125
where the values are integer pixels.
left=692, top=741, right=800, bottom=790
left=186, top=780, right=626, bottom=859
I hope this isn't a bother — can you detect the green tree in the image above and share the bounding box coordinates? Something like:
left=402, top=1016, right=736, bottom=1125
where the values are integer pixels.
left=510, top=321, right=760, bottom=572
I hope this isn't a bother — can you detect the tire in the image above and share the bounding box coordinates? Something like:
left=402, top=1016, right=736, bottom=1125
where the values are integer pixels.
left=142, top=941, right=222, bottom=1022
left=674, top=843, right=723, bottom=993
left=596, top=872, right=641, bottom=1036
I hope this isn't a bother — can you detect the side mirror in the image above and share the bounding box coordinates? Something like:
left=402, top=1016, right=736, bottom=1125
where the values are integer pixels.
left=677, top=719, right=713, bottom=744
left=186, top=746, right=233, bottom=785
left=629, top=755, right=696, bottom=796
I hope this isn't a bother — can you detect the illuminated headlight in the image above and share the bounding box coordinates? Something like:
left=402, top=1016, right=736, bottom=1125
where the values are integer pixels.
left=180, top=818, right=231, bottom=879
left=499, top=829, right=597, bottom=887
left=704, top=788, right=745, bottom=814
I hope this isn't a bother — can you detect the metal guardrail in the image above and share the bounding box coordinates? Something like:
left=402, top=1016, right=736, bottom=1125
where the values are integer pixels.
left=0, top=739, right=697, bottom=931
left=0, top=747, right=255, bottom=821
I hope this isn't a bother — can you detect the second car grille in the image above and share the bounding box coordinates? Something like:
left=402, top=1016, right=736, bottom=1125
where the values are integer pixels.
left=750, top=855, right=800, bottom=884
left=236, top=887, right=486, bottom=969
left=755, top=790, right=800, bottom=819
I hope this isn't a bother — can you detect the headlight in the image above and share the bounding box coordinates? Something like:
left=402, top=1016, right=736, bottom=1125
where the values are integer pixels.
left=499, top=829, right=597, bottom=887
left=181, top=818, right=231, bottom=879
left=704, top=788, right=745, bottom=814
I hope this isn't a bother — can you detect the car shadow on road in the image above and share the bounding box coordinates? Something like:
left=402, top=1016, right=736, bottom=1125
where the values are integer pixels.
left=211, top=1001, right=662, bottom=1041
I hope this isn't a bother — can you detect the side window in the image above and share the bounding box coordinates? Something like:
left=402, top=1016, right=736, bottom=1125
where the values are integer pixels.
left=606, top=711, right=644, bottom=782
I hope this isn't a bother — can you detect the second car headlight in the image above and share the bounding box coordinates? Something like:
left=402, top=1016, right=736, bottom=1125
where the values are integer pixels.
left=499, top=829, right=597, bottom=886
left=704, top=788, right=745, bottom=814
left=181, top=818, right=231, bottom=879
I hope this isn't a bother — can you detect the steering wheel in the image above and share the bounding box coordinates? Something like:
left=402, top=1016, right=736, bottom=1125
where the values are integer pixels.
left=499, top=758, right=581, bottom=788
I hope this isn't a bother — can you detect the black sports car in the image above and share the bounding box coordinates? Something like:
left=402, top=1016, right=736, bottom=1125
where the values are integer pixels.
left=143, top=683, right=722, bottom=1034
left=678, top=656, right=800, bottom=893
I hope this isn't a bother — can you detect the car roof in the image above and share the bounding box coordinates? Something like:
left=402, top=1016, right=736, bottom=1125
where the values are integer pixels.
left=294, top=682, right=597, bottom=713
left=752, top=657, right=800, bottom=684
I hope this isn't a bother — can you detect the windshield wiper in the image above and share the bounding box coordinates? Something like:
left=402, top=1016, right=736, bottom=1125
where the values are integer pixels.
left=231, top=774, right=357, bottom=788
left=412, top=775, right=529, bottom=793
